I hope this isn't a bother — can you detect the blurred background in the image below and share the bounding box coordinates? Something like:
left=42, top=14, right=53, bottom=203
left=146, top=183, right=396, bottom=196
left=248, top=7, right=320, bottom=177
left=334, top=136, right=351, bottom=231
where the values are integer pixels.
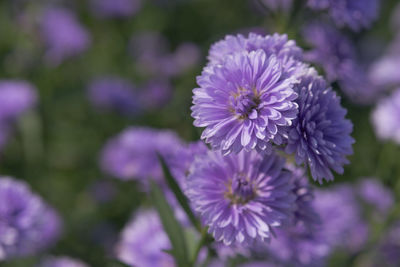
left=0, top=0, right=399, bottom=266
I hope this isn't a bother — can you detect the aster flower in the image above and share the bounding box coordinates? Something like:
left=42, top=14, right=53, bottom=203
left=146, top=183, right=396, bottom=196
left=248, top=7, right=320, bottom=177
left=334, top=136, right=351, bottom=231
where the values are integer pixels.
left=302, top=22, right=377, bottom=103
left=186, top=150, right=295, bottom=246
left=357, top=178, right=394, bottom=215
left=0, top=80, right=37, bottom=122
left=313, top=185, right=368, bottom=252
left=0, top=177, right=61, bottom=260
left=288, top=164, right=320, bottom=227
left=371, top=88, right=400, bottom=144
left=39, top=256, right=89, bottom=267
left=192, top=48, right=299, bottom=155
left=115, top=209, right=174, bottom=267
left=307, top=0, right=380, bottom=31
left=87, top=76, right=139, bottom=115
left=139, top=79, right=172, bottom=110
left=90, top=0, right=142, bottom=18
left=265, top=223, right=331, bottom=267
left=100, top=127, right=184, bottom=184
left=285, top=72, right=354, bottom=183
left=40, top=7, right=90, bottom=65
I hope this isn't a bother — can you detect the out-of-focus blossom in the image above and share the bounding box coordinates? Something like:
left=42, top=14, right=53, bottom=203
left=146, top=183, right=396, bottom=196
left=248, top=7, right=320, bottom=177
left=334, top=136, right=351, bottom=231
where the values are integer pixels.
left=357, top=178, right=394, bottom=215
left=170, top=42, right=201, bottom=75
left=307, top=0, right=380, bottom=32
left=139, top=79, right=172, bottom=110
left=303, top=22, right=377, bottom=103
left=313, top=185, right=368, bottom=252
left=186, top=150, right=295, bottom=246
left=100, top=127, right=184, bottom=184
left=39, top=256, right=89, bottom=267
left=115, top=209, right=174, bottom=267
left=285, top=73, right=354, bottom=183
left=0, top=177, right=61, bottom=260
left=87, top=76, right=139, bottom=115
left=288, top=164, right=320, bottom=227
left=0, top=80, right=37, bottom=122
left=90, top=0, right=142, bottom=18
left=266, top=223, right=331, bottom=267
left=193, top=48, right=299, bottom=155
left=371, top=88, right=400, bottom=144
left=40, top=7, right=91, bottom=66
left=379, top=221, right=400, bottom=266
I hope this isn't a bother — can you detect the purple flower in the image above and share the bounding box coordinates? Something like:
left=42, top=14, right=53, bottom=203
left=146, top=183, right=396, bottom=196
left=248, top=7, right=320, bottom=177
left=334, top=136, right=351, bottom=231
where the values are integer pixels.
left=285, top=72, right=354, bottom=183
left=90, top=0, right=142, bottom=18
left=357, top=178, right=394, bottom=215
left=170, top=42, right=201, bottom=75
left=87, top=76, right=139, bottom=115
left=0, top=177, right=61, bottom=260
left=379, top=221, right=400, bottom=266
left=186, top=150, right=295, bottom=245
left=192, top=48, right=299, bottom=155
left=39, top=256, right=89, bottom=267
left=100, top=127, right=184, bottom=184
left=303, top=22, right=377, bottom=103
left=139, top=79, right=172, bottom=110
left=307, top=0, right=380, bottom=31
left=313, top=185, right=368, bottom=252
left=266, top=223, right=331, bottom=267
left=371, top=88, right=400, bottom=144
left=288, top=164, right=320, bottom=227
left=207, top=33, right=305, bottom=78
left=40, top=7, right=90, bottom=66
left=115, top=209, right=174, bottom=267
left=0, top=80, right=37, bottom=122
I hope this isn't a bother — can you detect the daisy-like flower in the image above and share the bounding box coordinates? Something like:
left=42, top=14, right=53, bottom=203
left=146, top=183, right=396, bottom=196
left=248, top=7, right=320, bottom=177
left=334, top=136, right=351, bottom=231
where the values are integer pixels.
left=285, top=73, right=354, bottom=183
left=192, top=49, right=299, bottom=155
left=186, top=150, right=295, bottom=246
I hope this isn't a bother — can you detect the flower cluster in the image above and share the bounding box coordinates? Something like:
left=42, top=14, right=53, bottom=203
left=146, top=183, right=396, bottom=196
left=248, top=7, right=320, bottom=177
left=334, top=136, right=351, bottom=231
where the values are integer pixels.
left=0, top=177, right=61, bottom=260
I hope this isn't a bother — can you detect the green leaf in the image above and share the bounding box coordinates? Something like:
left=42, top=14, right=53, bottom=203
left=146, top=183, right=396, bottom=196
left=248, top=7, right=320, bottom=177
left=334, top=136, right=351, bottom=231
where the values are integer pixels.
left=157, top=153, right=201, bottom=232
left=150, top=181, right=189, bottom=267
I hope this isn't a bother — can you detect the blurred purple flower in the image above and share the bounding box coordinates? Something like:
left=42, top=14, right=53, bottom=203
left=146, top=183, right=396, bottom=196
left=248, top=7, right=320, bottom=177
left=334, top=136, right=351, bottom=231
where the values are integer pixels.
left=186, top=150, right=295, bottom=246
left=170, top=42, right=201, bottom=75
left=288, top=164, right=320, bottom=227
left=90, top=0, right=142, bottom=18
left=313, top=185, right=368, bottom=252
left=40, top=7, right=91, bottom=66
left=379, top=221, right=400, bottom=266
left=357, top=178, right=394, bottom=215
left=266, top=223, right=331, bottom=267
left=39, top=256, right=89, bottom=267
left=285, top=73, right=354, bottom=183
left=0, top=177, right=61, bottom=260
left=0, top=80, right=37, bottom=122
left=115, top=209, right=174, bottom=267
left=193, top=48, right=299, bottom=155
left=307, top=0, right=380, bottom=31
left=139, top=79, right=172, bottom=110
left=371, top=88, right=400, bottom=144
left=100, top=127, right=184, bottom=184
left=87, top=76, right=139, bottom=115
left=303, top=22, right=377, bottom=103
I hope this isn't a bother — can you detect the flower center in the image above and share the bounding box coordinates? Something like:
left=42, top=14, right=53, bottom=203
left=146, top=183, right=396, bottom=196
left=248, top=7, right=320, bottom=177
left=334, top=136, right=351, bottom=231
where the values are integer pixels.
left=229, top=88, right=260, bottom=120
left=225, top=173, right=255, bottom=204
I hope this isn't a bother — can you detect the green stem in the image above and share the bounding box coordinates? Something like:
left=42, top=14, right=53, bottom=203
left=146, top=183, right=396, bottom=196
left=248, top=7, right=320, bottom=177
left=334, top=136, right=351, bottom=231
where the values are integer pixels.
left=190, top=227, right=209, bottom=266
